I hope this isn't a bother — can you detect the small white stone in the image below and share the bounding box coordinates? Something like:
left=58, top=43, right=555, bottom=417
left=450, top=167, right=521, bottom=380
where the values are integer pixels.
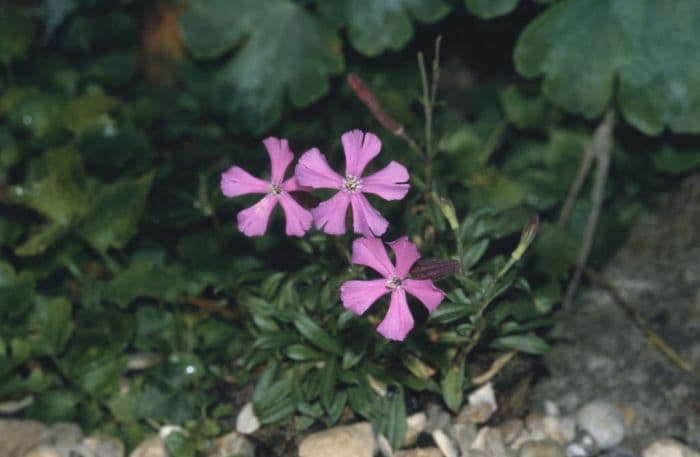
left=236, top=402, right=261, bottom=435
left=565, top=443, right=587, bottom=457
left=425, top=404, right=451, bottom=432
left=158, top=425, right=185, bottom=440
left=544, top=401, right=560, bottom=417
left=403, top=412, right=427, bottom=447
left=431, top=429, right=459, bottom=457
left=642, top=438, right=700, bottom=457
left=128, top=437, right=167, bottom=457
left=575, top=400, right=625, bottom=449
left=376, top=433, right=393, bottom=457
left=298, top=422, right=376, bottom=457
left=498, top=419, right=524, bottom=446
left=207, top=430, right=254, bottom=457
left=82, top=436, right=126, bottom=457
left=465, top=382, right=498, bottom=422
left=23, top=446, right=62, bottom=457
left=450, top=421, right=477, bottom=455
left=470, top=426, right=508, bottom=457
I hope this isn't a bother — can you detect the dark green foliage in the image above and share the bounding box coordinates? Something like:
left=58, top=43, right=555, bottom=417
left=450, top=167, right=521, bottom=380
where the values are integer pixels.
left=0, top=0, right=698, bottom=453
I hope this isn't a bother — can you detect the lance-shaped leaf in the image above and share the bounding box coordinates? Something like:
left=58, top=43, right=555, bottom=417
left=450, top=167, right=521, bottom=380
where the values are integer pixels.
left=515, top=0, right=700, bottom=135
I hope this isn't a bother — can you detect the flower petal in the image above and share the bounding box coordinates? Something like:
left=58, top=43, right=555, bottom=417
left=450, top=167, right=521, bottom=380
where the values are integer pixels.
left=295, top=148, right=343, bottom=189
left=236, top=194, right=277, bottom=237
left=342, top=129, right=381, bottom=177
left=221, top=166, right=269, bottom=197
left=278, top=193, right=313, bottom=237
left=281, top=176, right=311, bottom=193
left=377, top=288, right=414, bottom=341
left=361, top=161, right=410, bottom=200
left=388, top=236, right=421, bottom=278
left=350, top=193, right=389, bottom=237
left=312, top=192, right=350, bottom=235
left=262, top=137, right=294, bottom=183
left=404, top=279, right=445, bottom=313
left=340, top=279, right=390, bottom=315
left=351, top=237, right=395, bottom=278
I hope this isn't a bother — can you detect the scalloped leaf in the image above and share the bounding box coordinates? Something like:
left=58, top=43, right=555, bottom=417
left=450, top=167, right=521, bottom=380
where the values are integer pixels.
left=179, top=0, right=344, bottom=134
left=465, top=0, right=519, bottom=19
left=317, top=0, right=451, bottom=57
left=514, top=0, right=700, bottom=135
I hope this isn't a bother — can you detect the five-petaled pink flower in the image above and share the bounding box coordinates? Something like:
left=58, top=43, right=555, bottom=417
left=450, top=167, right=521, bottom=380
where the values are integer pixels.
left=295, top=129, right=409, bottom=237
left=221, top=137, right=313, bottom=237
left=340, top=237, right=445, bottom=341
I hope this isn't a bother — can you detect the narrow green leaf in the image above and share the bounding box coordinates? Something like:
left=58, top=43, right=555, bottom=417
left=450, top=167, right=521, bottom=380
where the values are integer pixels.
left=490, top=333, right=550, bottom=354
left=461, top=238, right=490, bottom=270
left=320, top=358, right=338, bottom=411
left=294, top=315, right=343, bottom=356
left=441, top=360, right=465, bottom=412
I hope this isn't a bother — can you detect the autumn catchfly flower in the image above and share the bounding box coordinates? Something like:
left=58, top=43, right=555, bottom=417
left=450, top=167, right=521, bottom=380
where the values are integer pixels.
left=340, top=236, right=445, bottom=341
left=295, top=129, right=409, bottom=237
left=221, top=137, right=313, bottom=237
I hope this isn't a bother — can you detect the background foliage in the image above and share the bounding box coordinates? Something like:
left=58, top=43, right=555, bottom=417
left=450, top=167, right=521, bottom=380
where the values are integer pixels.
left=2, top=0, right=700, bottom=454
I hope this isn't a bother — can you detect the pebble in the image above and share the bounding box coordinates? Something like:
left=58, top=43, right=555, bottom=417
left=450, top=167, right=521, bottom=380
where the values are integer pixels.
left=642, top=439, right=700, bottom=457
left=207, top=430, right=254, bottom=457
left=432, top=429, right=459, bottom=457
left=457, top=383, right=498, bottom=424
left=518, top=440, right=566, bottom=457
left=470, top=426, right=508, bottom=457
left=0, top=419, right=47, bottom=456
left=24, top=446, right=63, bottom=457
left=575, top=400, right=625, bottom=449
left=403, top=412, right=427, bottom=447
left=298, top=422, right=376, bottom=457
left=395, top=448, right=443, bottom=457
left=451, top=422, right=477, bottom=455
left=41, top=422, right=83, bottom=446
left=235, top=402, right=261, bottom=435
left=128, top=436, right=168, bottom=457
left=425, top=403, right=451, bottom=432
left=83, top=436, right=126, bottom=457
left=498, top=419, right=524, bottom=446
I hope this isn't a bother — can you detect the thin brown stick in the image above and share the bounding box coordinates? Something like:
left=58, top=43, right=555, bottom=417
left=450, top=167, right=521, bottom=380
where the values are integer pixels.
left=473, top=350, right=518, bottom=385
left=564, top=110, right=615, bottom=306
left=583, top=267, right=692, bottom=372
left=184, top=295, right=238, bottom=318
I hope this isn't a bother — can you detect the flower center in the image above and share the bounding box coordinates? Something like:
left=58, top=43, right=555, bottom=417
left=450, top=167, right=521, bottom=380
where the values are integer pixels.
left=343, top=175, right=362, bottom=193
left=269, top=182, right=282, bottom=195
left=385, top=276, right=403, bottom=290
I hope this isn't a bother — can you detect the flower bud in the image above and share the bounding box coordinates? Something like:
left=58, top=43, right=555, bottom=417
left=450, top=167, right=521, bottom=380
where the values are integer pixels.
left=347, top=73, right=404, bottom=134
left=512, top=214, right=540, bottom=261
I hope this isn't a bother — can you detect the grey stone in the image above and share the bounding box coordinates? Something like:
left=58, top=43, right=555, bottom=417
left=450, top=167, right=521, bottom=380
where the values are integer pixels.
left=530, top=173, right=700, bottom=453
left=575, top=400, right=625, bottom=449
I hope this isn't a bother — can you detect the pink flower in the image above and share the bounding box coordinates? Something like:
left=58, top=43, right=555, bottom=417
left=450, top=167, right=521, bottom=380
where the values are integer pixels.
left=295, top=129, right=409, bottom=237
left=340, top=237, right=445, bottom=341
left=221, top=137, right=313, bottom=237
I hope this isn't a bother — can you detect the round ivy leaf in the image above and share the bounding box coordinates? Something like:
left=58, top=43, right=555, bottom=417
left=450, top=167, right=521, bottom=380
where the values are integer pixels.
left=515, top=0, right=700, bottom=135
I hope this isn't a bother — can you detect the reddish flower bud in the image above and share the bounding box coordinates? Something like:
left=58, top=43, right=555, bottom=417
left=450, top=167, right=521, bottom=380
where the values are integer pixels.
left=347, top=73, right=404, bottom=135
